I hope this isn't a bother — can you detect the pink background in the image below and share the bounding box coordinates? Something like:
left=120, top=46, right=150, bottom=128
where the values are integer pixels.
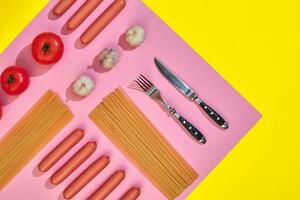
left=0, top=0, right=261, bottom=199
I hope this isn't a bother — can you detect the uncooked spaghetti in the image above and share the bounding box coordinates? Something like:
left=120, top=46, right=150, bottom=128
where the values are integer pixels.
left=0, top=90, right=73, bottom=189
left=89, top=88, right=198, bottom=199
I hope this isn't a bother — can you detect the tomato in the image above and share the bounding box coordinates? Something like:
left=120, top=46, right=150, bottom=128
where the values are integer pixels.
left=1, top=66, right=30, bottom=95
left=32, top=32, right=64, bottom=65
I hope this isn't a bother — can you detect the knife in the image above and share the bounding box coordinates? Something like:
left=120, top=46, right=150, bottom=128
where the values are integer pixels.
left=154, top=57, right=229, bottom=129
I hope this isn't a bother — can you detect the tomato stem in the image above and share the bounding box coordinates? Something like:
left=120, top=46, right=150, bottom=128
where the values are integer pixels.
left=42, top=42, right=50, bottom=54
left=8, top=75, right=15, bottom=84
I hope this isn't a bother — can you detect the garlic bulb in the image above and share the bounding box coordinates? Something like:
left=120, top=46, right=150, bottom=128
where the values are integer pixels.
left=72, top=75, right=95, bottom=97
left=98, top=48, right=119, bottom=70
left=125, top=25, right=146, bottom=47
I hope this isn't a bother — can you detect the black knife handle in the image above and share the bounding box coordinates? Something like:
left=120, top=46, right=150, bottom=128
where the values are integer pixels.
left=177, top=115, right=206, bottom=144
left=195, top=98, right=228, bottom=129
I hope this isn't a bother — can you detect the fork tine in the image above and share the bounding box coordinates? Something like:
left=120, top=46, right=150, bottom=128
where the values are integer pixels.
left=129, top=82, right=144, bottom=92
left=139, top=74, right=153, bottom=87
left=137, top=77, right=151, bottom=91
left=135, top=80, right=147, bottom=92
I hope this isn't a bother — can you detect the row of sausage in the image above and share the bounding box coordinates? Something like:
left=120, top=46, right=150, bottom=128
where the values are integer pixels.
left=38, top=129, right=140, bottom=200
left=53, top=0, right=126, bottom=45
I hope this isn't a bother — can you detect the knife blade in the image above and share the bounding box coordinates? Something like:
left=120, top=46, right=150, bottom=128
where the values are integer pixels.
left=154, top=57, right=229, bottom=129
left=154, top=58, right=198, bottom=100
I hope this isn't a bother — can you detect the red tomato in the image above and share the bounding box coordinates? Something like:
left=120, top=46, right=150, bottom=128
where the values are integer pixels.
left=1, top=66, right=30, bottom=95
left=32, top=32, right=64, bottom=65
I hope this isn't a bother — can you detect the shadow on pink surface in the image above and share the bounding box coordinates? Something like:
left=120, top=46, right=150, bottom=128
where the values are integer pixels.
left=16, top=44, right=52, bottom=76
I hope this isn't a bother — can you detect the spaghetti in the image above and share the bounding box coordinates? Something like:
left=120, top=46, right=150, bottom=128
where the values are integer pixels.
left=0, top=90, right=73, bottom=189
left=89, top=88, right=198, bottom=199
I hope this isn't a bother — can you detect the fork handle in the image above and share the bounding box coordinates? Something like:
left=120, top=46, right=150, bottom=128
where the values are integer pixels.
left=161, top=100, right=206, bottom=144
left=174, top=113, right=206, bottom=144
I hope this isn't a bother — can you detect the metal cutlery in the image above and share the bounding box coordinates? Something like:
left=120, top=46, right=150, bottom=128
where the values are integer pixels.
left=154, top=58, right=229, bottom=129
left=134, top=74, right=206, bottom=144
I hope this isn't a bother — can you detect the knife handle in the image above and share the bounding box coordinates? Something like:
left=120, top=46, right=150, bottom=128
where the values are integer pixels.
left=174, top=113, right=206, bottom=144
left=195, top=98, right=228, bottom=129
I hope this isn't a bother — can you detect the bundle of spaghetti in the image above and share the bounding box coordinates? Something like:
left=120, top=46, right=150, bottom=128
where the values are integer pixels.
left=0, top=90, right=73, bottom=190
left=89, top=88, right=198, bottom=199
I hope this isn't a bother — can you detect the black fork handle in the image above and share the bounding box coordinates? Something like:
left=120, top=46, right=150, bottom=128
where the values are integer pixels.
left=176, top=114, right=206, bottom=144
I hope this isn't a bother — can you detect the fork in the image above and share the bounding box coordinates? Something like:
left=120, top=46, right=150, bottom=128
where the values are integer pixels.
left=134, top=74, right=206, bottom=144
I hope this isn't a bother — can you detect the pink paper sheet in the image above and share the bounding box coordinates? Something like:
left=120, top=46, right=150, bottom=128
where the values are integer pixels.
left=0, top=0, right=261, bottom=199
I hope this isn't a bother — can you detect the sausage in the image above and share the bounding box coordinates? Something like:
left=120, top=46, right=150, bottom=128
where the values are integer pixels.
left=88, top=170, right=126, bottom=200
left=50, top=141, right=97, bottom=185
left=63, top=156, right=110, bottom=199
left=80, top=0, right=126, bottom=44
left=119, top=187, right=140, bottom=200
left=67, top=0, right=104, bottom=31
left=38, top=129, right=84, bottom=172
left=53, top=0, right=77, bottom=16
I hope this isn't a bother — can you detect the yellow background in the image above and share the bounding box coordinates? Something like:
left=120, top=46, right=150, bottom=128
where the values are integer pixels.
left=0, top=0, right=299, bottom=199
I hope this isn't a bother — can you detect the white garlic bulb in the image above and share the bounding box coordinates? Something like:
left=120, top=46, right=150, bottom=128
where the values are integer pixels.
left=72, top=75, right=95, bottom=97
left=125, top=25, right=146, bottom=47
left=98, top=48, right=119, bottom=70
